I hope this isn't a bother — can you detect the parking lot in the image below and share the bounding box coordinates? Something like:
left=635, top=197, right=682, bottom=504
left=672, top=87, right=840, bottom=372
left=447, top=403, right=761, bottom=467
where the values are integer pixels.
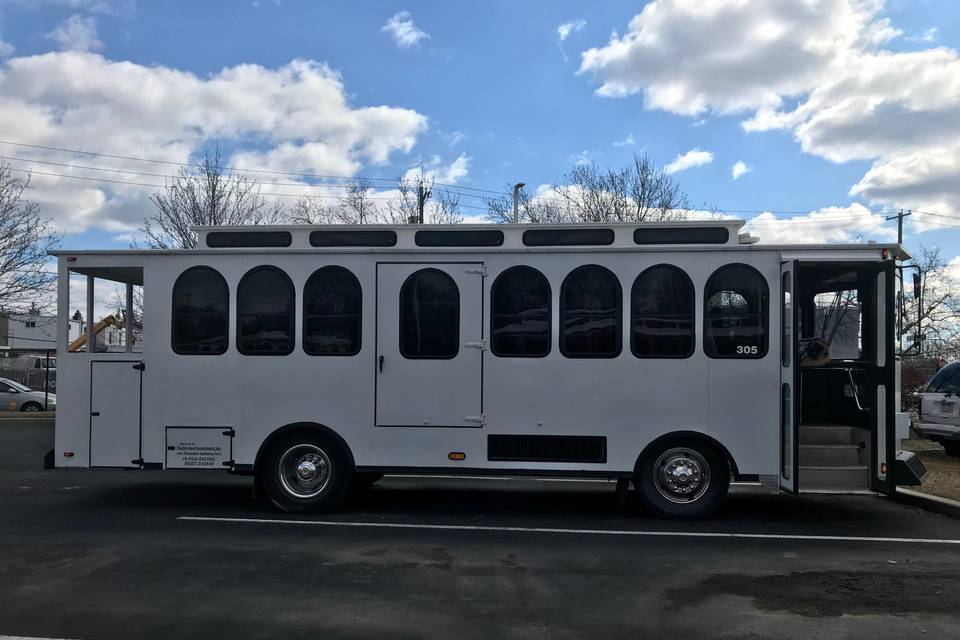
left=2, top=418, right=960, bottom=639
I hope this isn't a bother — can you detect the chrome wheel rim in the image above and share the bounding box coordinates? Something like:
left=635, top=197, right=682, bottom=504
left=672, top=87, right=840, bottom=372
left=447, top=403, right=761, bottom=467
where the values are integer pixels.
left=652, top=447, right=710, bottom=504
left=278, top=444, right=331, bottom=499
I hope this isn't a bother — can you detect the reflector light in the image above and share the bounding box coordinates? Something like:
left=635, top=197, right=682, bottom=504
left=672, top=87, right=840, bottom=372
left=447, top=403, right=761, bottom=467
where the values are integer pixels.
left=66, top=256, right=76, bottom=262
left=882, top=248, right=889, bottom=259
left=63, top=451, right=74, bottom=457
left=881, top=463, right=888, bottom=474
left=448, top=452, right=466, bottom=461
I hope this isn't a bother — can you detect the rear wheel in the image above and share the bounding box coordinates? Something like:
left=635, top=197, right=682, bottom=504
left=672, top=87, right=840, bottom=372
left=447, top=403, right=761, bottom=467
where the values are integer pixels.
left=258, top=431, right=351, bottom=513
left=635, top=440, right=730, bottom=519
left=944, top=442, right=960, bottom=458
left=20, top=402, right=43, bottom=412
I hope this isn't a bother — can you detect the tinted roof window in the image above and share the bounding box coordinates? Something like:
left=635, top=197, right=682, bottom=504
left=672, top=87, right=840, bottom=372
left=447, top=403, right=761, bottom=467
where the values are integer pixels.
left=523, top=229, right=614, bottom=247
left=206, top=231, right=292, bottom=248
left=310, top=230, right=397, bottom=247
left=415, top=230, right=504, bottom=247
left=634, top=227, right=729, bottom=245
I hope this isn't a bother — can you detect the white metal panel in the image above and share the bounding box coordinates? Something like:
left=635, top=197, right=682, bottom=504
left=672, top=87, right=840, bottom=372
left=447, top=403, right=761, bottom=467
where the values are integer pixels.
left=90, top=361, right=142, bottom=467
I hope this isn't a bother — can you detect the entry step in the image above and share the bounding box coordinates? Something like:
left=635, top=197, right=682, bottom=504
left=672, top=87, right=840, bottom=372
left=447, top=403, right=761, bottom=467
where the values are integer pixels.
left=799, top=465, right=870, bottom=489
left=799, top=425, right=860, bottom=446
left=799, top=444, right=863, bottom=466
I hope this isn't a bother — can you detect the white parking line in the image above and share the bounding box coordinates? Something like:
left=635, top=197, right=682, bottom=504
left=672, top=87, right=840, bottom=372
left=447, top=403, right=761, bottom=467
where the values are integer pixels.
left=177, top=516, right=960, bottom=545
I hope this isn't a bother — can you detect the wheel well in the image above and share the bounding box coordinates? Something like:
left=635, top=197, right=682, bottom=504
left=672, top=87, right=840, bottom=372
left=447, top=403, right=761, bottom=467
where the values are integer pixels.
left=254, top=422, right=356, bottom=475
left=635, top=431, right=740, bottom=479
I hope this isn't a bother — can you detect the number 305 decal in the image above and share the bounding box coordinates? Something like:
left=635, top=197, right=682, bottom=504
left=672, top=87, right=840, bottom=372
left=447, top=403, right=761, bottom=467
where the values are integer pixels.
left=736, top=345, right=759, bottom=355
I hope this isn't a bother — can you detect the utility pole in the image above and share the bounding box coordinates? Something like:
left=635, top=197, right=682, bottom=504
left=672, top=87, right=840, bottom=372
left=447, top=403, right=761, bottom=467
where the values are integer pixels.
left=885, top=209, right=912, bottom=244
left=512, top=182, right=526, bottom=223
left=416, top=182, right=432, bottom=224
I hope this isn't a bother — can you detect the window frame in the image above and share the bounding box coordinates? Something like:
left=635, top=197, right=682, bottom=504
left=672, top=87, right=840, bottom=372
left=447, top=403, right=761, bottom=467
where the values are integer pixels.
left=490, top=265, right=552, bottom=358
left=559, top=264, right=623, bottom=359
left=206, top=231, right=292, bottom=248
left=703, top=262, right=769, bottom=360
left=630, top=264, right=695, bottom=359
left=399, top=267, right=461, bottom=360
left=302, top=265, right=362, bottom=357
left=236, top=264, right=296, bottom=357
left=170, top=265, right=230, bottom=356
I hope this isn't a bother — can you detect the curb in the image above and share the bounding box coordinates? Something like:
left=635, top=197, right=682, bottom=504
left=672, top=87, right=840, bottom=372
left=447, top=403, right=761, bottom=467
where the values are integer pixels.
left=894, top=487, right=960, bottom=519
left=0, top=412, right=55, bottom=420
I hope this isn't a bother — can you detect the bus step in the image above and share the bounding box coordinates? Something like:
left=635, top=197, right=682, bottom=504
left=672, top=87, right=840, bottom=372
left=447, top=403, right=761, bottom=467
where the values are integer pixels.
left=799, top=465, right=870, bottom=489
left=798, top=444, right=862, bottom=466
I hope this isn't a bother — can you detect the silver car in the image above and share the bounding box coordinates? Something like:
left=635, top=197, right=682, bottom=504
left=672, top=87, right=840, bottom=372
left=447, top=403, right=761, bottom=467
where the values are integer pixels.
left=0, top=377, right=56, bottom=412
left=914, top=361, right=960, bottom=457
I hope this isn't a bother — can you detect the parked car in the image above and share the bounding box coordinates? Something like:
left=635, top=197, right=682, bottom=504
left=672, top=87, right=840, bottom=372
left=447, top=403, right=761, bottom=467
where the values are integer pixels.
left=0, top=377, right=56, bottom=412
left=914, top=361, right=960, bottom=456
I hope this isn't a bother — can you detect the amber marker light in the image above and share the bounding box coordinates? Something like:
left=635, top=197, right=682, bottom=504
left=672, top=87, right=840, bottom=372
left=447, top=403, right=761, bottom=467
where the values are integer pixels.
left=448, top=452, right=466, bottom=461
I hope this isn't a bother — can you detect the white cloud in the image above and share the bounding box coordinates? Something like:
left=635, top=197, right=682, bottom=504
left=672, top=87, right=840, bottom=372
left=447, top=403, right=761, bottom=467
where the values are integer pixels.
left=578, top=0, right=960, bottom=228
left=404, top=153, right=470, bottom=185
left=557, top=19, right=586, bottom=42
left=0, top=40, right=15, bottom=58
left=0, top=51, right=428, bottom=234
left=744, top=204, right=896, bottom=244
left=731, top=161, right=751, bottom=180
left=612, top=134, right=635, bottom=147
left=905, top=27, right=938, bottom=43
left=570, top=150, right=592, bottom=166
left=47, top=14, right=103, bottom=52
left=664, top=148, right=713, bottom=174
left=382, top=11, right=429, bottom=48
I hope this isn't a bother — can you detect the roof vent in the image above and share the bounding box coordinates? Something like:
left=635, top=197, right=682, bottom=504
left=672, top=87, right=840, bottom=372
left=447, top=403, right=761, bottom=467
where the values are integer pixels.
left=738, top=232, right=760, bottom=245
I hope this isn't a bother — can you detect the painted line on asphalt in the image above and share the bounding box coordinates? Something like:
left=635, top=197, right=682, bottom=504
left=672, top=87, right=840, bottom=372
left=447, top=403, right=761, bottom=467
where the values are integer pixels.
left=177, top=516, right=960, bottom=545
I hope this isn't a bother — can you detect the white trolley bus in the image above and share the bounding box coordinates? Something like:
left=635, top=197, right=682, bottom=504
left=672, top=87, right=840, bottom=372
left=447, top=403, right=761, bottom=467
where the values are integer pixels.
left=48, top=220, right=925, bottom=518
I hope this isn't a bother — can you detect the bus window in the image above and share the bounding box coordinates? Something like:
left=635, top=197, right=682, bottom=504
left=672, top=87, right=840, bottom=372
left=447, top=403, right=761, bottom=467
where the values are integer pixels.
left=237, top=266, right=295, bottom=355
left=704, top=264, right=768, bottom=359
left=303, top=266, right=362, bottom=356
left=560, top=265, right=622, bottom=358
left=172, top=266, right=228, bottom=355
left=491, top=266, right=551, bottom=357
left=631, top=265, right=694, bottom=358
left=400, top=269, right=459, bottom=359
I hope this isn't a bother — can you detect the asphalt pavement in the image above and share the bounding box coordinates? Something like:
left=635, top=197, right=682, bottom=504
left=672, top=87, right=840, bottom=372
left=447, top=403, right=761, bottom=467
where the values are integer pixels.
left=2, top=418, right=960, bottom=639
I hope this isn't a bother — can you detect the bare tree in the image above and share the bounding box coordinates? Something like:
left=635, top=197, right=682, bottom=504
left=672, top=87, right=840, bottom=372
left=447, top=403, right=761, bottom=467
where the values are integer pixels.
left=288, top=196, right=345, bottom=225
left=429, top=189, right=464, bottom=224
left=341, top=177, right=376, bottom=224
left=141, top=148, right=284, bottom=248
left=486, top=152, right=699, bottom=223
left=0, top=163, right=59, bottom=313
left=902, top=246, right=960, bottom=358
left=386, top=173, right=434, bottom=224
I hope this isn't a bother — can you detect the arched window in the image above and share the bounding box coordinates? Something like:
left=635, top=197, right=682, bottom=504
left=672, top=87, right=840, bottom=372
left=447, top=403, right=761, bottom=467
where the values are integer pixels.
left=631, top=265, right=694, bottom=358
left=560, top=265, right=622, bottom=358
left=704, top=264, right=769, bottom=359
left=400, top=269, right=459, bottom=359
left=171, top=266, right=229, bottom=355
left=491, top=266, right=551, bottom=357
left=237, top=266, right=295, bottom=355
left=303, top=266, right=362, bottom=356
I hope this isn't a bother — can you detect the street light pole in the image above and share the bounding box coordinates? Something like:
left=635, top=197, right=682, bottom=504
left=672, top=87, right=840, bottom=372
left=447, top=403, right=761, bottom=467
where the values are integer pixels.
left=512, top=182, right=526, bottom=223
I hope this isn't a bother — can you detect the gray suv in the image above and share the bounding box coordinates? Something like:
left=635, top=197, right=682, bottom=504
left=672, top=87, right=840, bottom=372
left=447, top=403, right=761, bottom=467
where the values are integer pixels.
left=914, top=362, right=960, bottom=456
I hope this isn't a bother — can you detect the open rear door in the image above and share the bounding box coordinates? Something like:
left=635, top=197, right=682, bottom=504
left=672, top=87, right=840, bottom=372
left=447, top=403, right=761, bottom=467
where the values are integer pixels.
left=779, top=261, right=799, bottom=493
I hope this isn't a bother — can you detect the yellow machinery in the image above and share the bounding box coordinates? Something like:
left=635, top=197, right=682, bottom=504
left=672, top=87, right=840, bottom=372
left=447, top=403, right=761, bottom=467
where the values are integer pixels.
left=67, top=315, right=124, bottom=352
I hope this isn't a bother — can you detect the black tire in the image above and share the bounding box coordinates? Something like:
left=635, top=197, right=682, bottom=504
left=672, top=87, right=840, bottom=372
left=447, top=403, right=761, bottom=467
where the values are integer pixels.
left=944, top=442, right=960, bottom=458
left=257, top=430, right=351, bottom=513
left=634, top=440, right=730, bottom=519
left=20, top=402, right=43, bottom=412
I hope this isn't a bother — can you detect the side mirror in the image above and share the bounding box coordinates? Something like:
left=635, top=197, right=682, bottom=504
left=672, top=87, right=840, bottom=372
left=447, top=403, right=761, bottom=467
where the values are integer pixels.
left=913, top=272, right=922, bottom=299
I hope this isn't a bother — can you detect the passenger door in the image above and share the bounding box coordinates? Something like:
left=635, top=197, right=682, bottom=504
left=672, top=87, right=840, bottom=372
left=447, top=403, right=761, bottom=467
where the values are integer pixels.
left=780, top=261, right=799, bottom=493
left=89, top=360, right=143, bottom=467
left=375, top=263, right=484, bottom=429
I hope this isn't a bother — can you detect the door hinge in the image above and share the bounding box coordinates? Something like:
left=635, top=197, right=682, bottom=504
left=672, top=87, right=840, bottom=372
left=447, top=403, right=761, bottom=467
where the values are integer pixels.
left=464, top=339, right=487, bottom=351
left=222, top=428, right=235, bottom=437
left=133, top=363, right=145, bottom=371
left=465, top=266, right=487, bottom=276
left=464, top=414, right=486, bottom=426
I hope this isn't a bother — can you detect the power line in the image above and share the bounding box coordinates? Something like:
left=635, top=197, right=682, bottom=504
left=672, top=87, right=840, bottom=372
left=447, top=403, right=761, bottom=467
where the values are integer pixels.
left=0, top=139, right=506, bottom=194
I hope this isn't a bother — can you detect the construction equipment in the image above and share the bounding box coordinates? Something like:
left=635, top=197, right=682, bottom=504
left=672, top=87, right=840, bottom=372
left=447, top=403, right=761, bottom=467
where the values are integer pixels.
left=68, top=315, right=124, bottom=352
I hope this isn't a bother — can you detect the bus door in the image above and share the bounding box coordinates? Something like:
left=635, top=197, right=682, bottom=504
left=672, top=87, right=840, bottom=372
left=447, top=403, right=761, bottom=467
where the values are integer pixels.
left=372, top=263, right=485, bottom=466
left=89, top=360, right=143, bottom=467
left=779, top=261, right=799, bottom=493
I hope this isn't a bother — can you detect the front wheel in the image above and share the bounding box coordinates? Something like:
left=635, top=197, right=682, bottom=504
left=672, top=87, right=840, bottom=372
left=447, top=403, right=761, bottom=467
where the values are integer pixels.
left=635, top=440, right=730, bottom=519
left=258, top=431, right=351, bottom=513
left=21, top=402, right=43, bottom=412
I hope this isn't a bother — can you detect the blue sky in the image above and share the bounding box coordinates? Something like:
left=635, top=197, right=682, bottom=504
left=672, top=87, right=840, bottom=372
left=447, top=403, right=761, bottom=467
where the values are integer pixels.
left=1, top=0, right=959, bottom=266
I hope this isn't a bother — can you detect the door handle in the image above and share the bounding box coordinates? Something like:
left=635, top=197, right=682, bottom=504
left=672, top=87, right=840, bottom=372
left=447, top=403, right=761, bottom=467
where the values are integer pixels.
left=379, top=355, right=384, bottom=373
left=91, top=411, right=100, bottom=417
